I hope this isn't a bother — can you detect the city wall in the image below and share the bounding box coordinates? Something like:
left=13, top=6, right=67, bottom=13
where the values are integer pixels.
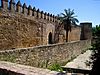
left=0, top=0, right=92, bottom=51
left=0, top=0, right=60, bottom=50
left=0, top=40, right=91, bottom=68
left=0, top=0, right=58, bottom=22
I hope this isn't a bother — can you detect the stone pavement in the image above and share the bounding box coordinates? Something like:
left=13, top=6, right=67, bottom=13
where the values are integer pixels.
left=65, top=50, right=92, bottom=70
left=0, top=61, right=60, bottom=75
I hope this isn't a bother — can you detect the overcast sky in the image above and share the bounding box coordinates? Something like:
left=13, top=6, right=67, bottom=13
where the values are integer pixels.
left=13, top=0, right=100, bottom=26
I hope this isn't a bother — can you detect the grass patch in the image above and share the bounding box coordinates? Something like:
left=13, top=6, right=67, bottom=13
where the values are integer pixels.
left=48, top=63, right=63, bottom=72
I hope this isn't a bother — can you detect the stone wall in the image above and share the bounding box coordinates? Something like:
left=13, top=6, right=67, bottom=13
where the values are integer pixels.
left=0, top=0, right=61, bottom=50
left=0, top=40, right=91, bottom=68
left=68, top=25, right=81, bottom=42
left=0, top=0, right=92, bottom=50
left=0, top=0, right=58, bottom=22
left=0, top=13, right=43, bottom=50
left=0, top=11, right=57, bottom=50
left=80, top=23, right=92, bottom=40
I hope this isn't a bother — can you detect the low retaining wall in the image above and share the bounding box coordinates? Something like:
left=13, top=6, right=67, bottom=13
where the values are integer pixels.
left=0, top=61, right=59, bottom=75
left=0, top=40, right=91, bottom=68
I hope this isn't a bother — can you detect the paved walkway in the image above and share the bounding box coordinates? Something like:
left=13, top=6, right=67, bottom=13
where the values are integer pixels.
left=0, top=61, right=60, bottom=75
left=65, top=50, right=92, bottom=70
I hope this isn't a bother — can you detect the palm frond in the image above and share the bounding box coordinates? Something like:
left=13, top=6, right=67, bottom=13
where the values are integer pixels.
left=57, top=14, right=60, bottom=17
left=64, top=9, right=69, bottom=16
left=59, top=8, right=79, bottom=26
left=73, top=18, right=79, bottom=23
left=61, top=13, right=66, bottom=17
left=71, top=20, right=76, bottom=25
left=68, top=8, right=71, bottom=15
left=70, top=9, right=75, bottom=15
left=68, top=8, right=72, bottom=16
left=71, top=15, right=77, bottom=18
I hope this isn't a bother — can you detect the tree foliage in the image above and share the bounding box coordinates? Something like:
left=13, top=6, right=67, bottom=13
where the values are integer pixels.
left=90, top=25, right=100, bottom=75
left=58, top=8, right=79, bottom=42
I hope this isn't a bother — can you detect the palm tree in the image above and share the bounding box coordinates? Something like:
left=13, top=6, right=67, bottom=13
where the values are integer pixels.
left=59, top=8, right=79, bottom=42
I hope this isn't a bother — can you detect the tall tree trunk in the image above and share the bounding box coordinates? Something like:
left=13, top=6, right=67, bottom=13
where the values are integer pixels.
left=66, top=30, right=68, bottom=42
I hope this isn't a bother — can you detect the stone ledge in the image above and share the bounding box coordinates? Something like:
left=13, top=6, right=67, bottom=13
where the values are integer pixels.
left=0, top=61, right=59, bottom=75
left=0, top=40, right=91, bottom=52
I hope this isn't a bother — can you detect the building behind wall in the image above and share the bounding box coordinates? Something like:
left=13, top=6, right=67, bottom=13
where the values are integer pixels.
left=80, top=22, right=92, bottom=40
left=0, top=0, right=92, bottom=50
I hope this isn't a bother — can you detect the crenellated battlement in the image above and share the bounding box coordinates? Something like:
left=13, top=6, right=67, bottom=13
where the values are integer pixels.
left=0, top=0, right=58, bottom=23
left=0, top=0, right=92, bottom=50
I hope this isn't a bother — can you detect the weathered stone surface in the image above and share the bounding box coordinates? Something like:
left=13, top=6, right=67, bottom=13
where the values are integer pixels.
left=65, top=50, right=92, bottom=70
left=0, top=10, right=92, bottom=51
left=0, top=0, right=92, bottom=51
left=80, top=23, right=92, bottom=40
left=0, top=11, right=57, bottom=50
left=0, top=40, right=91, bottom=68
left=0, top=14, right=42, bottom=50
left=0, top=61, right=59, bottom=75
left=68, top=25, right=81, bottom=42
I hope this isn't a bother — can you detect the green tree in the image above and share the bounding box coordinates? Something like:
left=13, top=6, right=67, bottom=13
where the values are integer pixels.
left=58, top=8, right=79, bottom=42
left=90, top=25, right=100, bottom=75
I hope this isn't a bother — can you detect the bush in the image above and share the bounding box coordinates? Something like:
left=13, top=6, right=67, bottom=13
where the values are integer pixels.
left=48, top=63, right=63, bottom=72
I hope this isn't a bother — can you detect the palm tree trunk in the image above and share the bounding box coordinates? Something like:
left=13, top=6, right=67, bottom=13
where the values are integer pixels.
left=66, top=30, right=68, bottom=42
